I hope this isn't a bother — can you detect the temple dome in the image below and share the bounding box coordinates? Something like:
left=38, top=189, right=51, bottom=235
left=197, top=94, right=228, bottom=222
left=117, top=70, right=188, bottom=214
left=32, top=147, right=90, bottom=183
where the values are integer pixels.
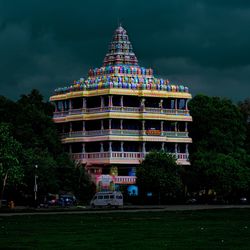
left=115, top=25, right=127, bottom=34
left=103, top=25, right=138, bottom=66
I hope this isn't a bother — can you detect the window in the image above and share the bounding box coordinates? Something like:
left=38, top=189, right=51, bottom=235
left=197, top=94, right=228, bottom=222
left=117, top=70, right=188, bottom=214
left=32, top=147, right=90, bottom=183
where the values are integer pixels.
left=104, top=195, right=109, bottom=199
left=110, top=195, right=114, bottom=199
left=98, top=196, right=103, bottom=199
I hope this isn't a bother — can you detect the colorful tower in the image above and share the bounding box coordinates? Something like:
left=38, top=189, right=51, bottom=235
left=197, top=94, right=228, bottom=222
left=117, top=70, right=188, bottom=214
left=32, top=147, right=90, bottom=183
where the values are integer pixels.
left=50, top=26, right=192, bottom=190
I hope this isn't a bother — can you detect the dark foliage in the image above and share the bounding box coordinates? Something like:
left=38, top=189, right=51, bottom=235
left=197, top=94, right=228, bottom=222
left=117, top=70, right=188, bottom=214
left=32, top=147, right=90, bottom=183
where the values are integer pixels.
left=0, top=89, right=92, bottom=205
left=187, top=95, right=250, bottom=200
left=137, top=151, right=182, bottom=204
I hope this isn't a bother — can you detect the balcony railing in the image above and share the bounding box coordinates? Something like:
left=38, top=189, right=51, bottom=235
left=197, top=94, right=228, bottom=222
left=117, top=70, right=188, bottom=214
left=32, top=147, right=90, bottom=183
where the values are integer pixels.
left=161, top=131, right=189, bottom=137
left=53, top=106, right=190, bottom=118
left=71, top=151, right=189, bottom=161
left=61, top=130, right=189, bottom=138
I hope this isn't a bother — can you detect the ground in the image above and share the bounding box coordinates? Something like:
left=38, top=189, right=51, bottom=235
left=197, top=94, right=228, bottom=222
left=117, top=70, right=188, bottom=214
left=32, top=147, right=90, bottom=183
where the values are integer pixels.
left=0, top=208, right=250, bottom=249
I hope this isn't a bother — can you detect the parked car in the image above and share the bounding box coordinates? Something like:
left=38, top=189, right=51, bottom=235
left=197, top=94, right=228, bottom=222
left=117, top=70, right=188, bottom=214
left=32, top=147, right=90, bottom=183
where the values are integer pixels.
left=186, top=198, right=197, bottom=204
left=90, top=191, right=123, bottom=208
left=46, top=194, right=59, bottom=206
left=239, top=197, right=248, bottom=204
left=43, top=194, right=77, bottom=207
left=210, top=196, right=226, bottom=205
left=58, top=195, right=77, bottom=207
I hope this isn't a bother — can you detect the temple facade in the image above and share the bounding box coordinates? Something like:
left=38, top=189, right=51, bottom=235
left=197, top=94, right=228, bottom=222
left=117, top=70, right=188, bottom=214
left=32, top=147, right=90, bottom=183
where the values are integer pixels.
left=50, top=26, right=192, bottom=191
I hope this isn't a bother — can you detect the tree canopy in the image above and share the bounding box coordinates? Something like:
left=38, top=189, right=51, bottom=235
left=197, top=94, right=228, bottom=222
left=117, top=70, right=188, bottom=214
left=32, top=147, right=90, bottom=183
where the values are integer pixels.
left=238, top=98, right=250, bottom=154
left=137, top=151, right=181, bottom=204
left=0, top=123, right=23, bottom=207
left=188, top=95, right=250, bottom=199
left=0, top=90, right=92, bottom=205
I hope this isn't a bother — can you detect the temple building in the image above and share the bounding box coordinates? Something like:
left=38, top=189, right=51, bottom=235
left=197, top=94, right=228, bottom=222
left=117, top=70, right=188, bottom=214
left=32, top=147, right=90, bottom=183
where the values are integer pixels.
left=50, top=26, right=192, bottom=191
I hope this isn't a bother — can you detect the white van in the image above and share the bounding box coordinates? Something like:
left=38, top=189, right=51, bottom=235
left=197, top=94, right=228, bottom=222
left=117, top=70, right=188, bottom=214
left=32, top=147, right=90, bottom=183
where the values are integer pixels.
left=90, top=191, right=123, bottom=208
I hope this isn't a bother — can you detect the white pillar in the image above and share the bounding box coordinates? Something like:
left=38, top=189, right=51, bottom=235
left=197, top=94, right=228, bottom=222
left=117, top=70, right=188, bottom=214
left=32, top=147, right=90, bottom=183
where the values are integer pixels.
left=161, top=142, right=165, bottom=151
left=101, top=96, right=104, bottom=109
left=69, top=144, right=72, bottom=154
left=109, top=119, right=112, bottom=130
left=185, top=122, right=188, bottom=132
left=120, top=96, right=123, bottom=108
left=69, top=122, right=72, bottom=132
left=61, top=101, right=64, bottom=112
left=109, top=141, right=112, bottom=152
left=54, top=102, right=58, bottom=112
left=101, top=120, right=104, bottom=130
left=161, top=121, right=164, bottom=135
left=185, top=99, right=188, bottom=110
left=109, top=95, right=113, bottom=107
left=82, top=143, right=85, bottom=153
left=82, top=121, right=85, bottom=132
left=142, top=142, right=146, bottom=154
left=186, top=144, right=189, bottom=159
left=142, top=120, right=145, bottom=130
left=175, top=99, right=178, bottom=109
left=120, top=119, right=123, bottom=130
left=82, top=98, right=86, bottom=109
left=69, top=99, right=72, bottom=110
left=100, top=142, right=104, bottom=152
left=142, top=120, right=146, bottom=135
left=121, top=142, right=124, bottom=152
left=175, top=143, right=178, bottom=158
left=175, top=122, right=177, bottom=132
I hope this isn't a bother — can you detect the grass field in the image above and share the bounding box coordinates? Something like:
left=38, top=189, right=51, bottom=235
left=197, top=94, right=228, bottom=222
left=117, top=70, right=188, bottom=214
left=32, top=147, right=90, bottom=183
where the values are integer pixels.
left=0, top=209, right=250, bottom=249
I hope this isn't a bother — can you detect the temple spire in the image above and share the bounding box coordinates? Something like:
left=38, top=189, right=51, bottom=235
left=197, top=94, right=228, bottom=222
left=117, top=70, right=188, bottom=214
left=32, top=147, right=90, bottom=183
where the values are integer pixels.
left=103, top=25, right=138, bottom=66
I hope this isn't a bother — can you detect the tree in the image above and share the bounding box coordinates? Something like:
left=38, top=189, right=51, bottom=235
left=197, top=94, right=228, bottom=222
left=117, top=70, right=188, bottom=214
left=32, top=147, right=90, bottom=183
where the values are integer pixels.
left=72, top=164, right=95, bottom=203
left=137, top=151, right=182, bottom=204
left=189, top=95, right=246, bottom=154
left=238, top=98, right=250, bottom=154
left=14, top=90, right=80, bottom=201
left=15, top=90, right=61, bottom=154
left=21, top=148, right=59, bottom=199
left=188, top=95, right=250, bottom=199
left=0, top=90, right=93, bottom=204
left=0, top=123, right=23, bottom=207
left=0, top=96, right=18, bottom=124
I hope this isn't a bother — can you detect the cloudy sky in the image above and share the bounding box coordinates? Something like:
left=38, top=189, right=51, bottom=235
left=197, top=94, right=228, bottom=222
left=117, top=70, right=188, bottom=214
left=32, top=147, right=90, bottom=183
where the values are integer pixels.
left=0, top=0, right=250, bottom=101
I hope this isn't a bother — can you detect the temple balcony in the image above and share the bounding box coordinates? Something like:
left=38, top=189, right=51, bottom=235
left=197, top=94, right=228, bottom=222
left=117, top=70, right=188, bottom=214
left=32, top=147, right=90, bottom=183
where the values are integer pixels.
left=61, top=129, right=189, bottom=139
left=53, top=106, right=190, bottom=118
left=71, top=151, right=190, bottom=165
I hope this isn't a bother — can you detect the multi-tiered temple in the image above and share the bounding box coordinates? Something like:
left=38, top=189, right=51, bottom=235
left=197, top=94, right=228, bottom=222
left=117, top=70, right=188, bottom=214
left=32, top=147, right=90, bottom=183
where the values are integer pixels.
left=50, top=26, right=192, bottom=190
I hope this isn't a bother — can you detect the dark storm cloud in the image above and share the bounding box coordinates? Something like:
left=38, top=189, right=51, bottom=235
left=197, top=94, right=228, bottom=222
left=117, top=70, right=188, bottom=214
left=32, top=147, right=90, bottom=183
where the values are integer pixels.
left=0, top=0, right=250, bottom=101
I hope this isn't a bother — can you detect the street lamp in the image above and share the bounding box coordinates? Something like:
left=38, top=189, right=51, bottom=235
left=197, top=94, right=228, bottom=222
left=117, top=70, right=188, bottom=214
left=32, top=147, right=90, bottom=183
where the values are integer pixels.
left=34, top=165, right=38, bottom=207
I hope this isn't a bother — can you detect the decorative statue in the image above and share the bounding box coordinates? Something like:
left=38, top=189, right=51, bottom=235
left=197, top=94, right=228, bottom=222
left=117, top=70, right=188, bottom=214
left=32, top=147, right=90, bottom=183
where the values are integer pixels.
left=141, top=98, right=145, bottom=108
left=159, top=99, right=163, bottom=109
